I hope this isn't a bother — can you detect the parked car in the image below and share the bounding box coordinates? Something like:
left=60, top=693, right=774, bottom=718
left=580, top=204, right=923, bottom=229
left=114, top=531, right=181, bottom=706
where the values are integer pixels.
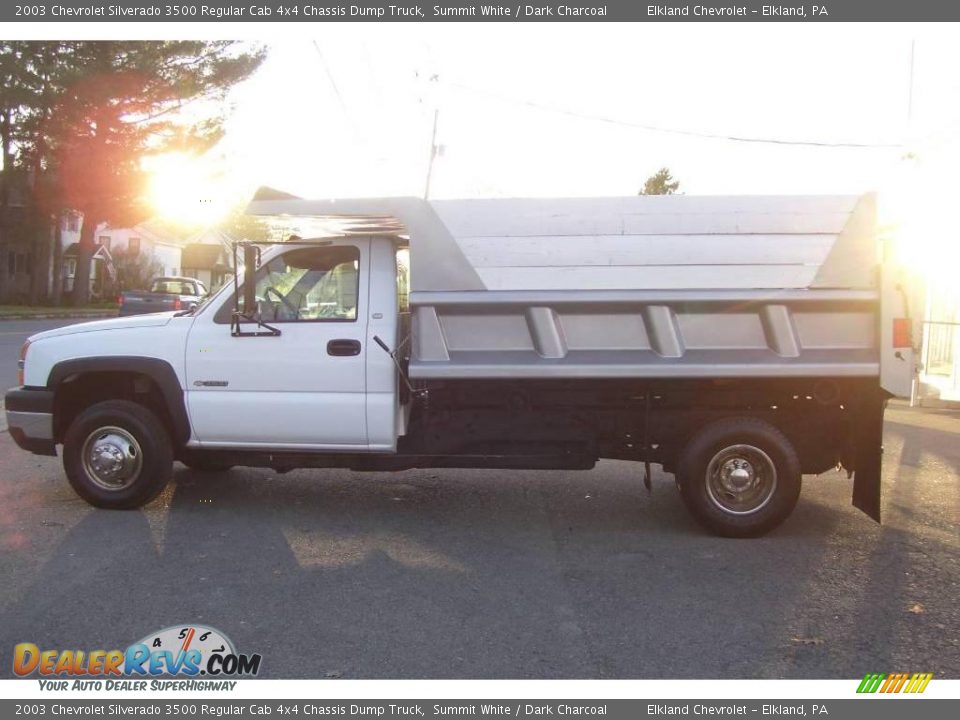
left=5, top=193, right=914, bottom=537
left=118, top=276, right=208, bottom=316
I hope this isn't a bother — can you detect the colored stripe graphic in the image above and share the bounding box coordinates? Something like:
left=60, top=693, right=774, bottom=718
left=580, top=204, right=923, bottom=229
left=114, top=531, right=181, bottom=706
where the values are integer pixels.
left=857, top=672, right=932, bottom=693
left=857, top=673, right=885, bottom=693
left=909, top=673, right=934, bottom=693
left=879, top=673, right=897, bottom=693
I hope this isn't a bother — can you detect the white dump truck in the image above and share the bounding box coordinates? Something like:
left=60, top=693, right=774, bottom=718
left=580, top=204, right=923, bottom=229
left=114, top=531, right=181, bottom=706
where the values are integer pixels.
left=4, top=191, right=913, bottom=536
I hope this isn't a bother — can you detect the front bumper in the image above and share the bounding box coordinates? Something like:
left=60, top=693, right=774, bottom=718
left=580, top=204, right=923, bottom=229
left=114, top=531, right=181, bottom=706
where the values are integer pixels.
left=4, top=387, right=56, bottom=456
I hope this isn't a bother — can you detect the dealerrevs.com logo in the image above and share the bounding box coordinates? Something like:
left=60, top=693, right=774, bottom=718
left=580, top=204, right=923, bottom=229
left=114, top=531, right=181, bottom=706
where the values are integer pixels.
left=13, top=624, right=261, bottom=689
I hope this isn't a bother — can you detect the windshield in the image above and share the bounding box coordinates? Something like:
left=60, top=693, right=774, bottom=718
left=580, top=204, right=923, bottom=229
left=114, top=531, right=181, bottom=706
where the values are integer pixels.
left=150, top=279, right=197, bottom=296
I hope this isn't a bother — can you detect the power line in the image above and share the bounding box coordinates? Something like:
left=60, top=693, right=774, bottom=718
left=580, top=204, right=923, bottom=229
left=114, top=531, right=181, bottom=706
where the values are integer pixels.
left=449, top=82, right=903, bottom=150
left=311, top=40, right=353, bottom=132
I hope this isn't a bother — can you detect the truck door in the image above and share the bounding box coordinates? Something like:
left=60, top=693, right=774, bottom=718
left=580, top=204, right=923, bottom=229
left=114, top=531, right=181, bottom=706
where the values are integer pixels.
left=184, top=240, right=370, bottom=449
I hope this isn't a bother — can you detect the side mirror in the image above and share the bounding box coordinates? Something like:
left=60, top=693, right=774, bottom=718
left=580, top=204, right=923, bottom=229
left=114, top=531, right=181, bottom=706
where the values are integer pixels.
left=230, top=243, right=281, bottom=338
left=242, top=245, right=258, bottom=315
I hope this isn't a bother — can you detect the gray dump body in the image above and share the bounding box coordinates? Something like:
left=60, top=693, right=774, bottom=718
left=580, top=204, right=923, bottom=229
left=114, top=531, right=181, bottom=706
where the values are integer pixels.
left=248, top=193, right=881, bottom=383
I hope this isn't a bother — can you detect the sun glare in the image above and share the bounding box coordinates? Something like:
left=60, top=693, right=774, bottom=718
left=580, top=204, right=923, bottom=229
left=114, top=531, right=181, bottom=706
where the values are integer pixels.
left=143, top=153, right=231, bottom=226
left=882, top=150, right=960, bottom=285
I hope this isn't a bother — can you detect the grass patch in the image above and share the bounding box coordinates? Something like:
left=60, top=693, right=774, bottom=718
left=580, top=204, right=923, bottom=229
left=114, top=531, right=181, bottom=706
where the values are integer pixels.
left=0, top=303, right=119, bottom=316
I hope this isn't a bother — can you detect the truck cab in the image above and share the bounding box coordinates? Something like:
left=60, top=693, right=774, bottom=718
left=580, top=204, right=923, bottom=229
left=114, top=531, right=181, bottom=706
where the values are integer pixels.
left=185, top=236, right=407, bottom=451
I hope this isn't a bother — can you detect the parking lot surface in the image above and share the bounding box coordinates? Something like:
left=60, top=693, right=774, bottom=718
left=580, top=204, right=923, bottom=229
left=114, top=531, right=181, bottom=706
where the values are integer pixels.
left=0, top=321, right=958, bottom=678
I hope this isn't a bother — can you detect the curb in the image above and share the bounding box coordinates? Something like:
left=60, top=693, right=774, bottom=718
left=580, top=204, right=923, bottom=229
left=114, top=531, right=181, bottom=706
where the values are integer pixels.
left=913, top=399, right=960, bottom=413
left=0, top=312, right=118, bottom=321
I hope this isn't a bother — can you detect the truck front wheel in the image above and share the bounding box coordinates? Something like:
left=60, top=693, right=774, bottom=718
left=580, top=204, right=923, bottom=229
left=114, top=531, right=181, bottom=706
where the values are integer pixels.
left=675, top=417, right=801, bottom=538
left=63, top=400, right=173, bottom=509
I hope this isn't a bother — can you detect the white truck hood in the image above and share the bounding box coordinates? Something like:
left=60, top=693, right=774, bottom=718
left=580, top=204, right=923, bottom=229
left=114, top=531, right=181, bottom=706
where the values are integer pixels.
left=29, top=313, right=175, bottom=342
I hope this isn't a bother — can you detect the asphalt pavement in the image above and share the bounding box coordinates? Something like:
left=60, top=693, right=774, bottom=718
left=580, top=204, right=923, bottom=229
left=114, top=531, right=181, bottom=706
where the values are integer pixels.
left=0, top=318, right=958, bottom=678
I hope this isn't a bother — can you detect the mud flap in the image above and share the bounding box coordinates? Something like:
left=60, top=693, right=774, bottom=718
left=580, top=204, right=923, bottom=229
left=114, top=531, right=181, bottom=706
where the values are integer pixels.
left=851, top=386, right=888, bottom=522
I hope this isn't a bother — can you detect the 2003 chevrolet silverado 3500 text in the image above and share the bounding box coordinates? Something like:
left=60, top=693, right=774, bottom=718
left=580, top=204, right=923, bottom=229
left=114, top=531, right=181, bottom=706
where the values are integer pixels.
left=4, top=192, right=914, bottom=536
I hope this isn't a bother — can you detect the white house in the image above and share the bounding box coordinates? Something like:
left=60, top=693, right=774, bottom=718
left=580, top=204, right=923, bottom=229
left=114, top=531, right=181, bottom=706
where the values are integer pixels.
left=94, top=224, right=183, bottom=277
left=59, top=217, right=184, bottom=297
left=180, top=228, right=236, bottom=291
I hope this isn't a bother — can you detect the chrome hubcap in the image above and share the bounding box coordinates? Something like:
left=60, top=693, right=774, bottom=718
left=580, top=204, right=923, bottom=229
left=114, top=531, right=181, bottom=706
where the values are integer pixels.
left=705, top=444, right=777, bottom=515
left=81, top=426, right=142, bottom=491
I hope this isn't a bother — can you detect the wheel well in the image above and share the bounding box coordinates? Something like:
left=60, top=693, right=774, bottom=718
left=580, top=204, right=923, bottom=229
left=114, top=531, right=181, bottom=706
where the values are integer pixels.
left=659, top=408, right=845, bottom=476
left=53, top=372, right=175, bottom=445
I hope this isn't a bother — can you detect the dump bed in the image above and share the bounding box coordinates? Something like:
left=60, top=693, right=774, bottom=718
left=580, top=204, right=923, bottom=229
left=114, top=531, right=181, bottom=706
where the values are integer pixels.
left=247, top=192, right=900, bottom=387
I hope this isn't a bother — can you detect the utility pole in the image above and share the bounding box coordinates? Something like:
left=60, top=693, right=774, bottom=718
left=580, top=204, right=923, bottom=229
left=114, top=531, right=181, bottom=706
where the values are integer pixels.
left=421, top=65, right=442, bottom=200
left=423, top=107, right=439, bottom=200
left=907, top=39, right=916, bottom=131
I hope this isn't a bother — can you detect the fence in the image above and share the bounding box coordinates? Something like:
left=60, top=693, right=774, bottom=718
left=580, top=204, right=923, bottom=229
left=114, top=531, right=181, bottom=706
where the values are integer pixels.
left=923, top=321, right=957, bottom=376
left=920, top=320, right=960, bottom=402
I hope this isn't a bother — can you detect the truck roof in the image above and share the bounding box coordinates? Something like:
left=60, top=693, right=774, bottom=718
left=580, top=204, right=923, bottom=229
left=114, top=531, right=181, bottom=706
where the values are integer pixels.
left=246, top=191, right=877, bottom=295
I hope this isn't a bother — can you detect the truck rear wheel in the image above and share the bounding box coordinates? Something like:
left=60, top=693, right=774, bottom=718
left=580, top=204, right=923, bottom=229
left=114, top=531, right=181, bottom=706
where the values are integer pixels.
left=675, top=417, right=801, bottom=538
left=63, top=400, right=173, bottom=509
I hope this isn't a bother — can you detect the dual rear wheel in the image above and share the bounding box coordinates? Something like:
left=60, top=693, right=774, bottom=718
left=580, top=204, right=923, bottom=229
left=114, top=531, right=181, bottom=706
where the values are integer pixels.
left=675, top=417, right=802, bottom=537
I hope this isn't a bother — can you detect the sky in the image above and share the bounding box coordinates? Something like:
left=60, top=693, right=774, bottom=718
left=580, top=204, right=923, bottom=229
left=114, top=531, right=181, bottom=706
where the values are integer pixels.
left=10, top=21, right=960, bottom=275
left=203, top=23, right=960, bottom=208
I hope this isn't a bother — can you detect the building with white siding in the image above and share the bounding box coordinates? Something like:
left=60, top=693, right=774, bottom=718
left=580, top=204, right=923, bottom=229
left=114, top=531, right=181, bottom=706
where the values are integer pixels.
left=59, top=218, right=185, bottom=298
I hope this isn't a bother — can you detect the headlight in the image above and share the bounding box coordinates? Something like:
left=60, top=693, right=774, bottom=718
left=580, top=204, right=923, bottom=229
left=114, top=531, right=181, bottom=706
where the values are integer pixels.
left=17, top=339, right=30, bottom=386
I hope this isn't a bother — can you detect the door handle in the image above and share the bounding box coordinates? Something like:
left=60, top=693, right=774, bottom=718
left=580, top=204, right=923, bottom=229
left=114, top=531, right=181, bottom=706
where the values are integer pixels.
left=327, top=339, right=362, bottom=356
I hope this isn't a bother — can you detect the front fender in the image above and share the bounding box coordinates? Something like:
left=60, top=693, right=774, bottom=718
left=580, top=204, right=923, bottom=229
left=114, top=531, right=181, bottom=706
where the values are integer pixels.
left=47, top=357, right=191, bottom=445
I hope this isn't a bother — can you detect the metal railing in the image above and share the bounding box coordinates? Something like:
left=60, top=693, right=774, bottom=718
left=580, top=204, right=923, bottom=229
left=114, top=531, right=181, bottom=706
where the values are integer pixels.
left=922, top=320, right=959, bottom=377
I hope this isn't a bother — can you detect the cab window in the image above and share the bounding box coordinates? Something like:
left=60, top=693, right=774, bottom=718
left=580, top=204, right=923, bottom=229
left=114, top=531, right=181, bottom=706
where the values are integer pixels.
left=228, top=246, right=360, bottom=323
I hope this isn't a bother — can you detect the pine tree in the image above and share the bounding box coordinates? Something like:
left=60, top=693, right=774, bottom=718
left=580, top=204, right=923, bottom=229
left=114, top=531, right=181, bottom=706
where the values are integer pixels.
left=0, top=41, right=266, bottom=304
left=640, top=167, right=680, bottom=196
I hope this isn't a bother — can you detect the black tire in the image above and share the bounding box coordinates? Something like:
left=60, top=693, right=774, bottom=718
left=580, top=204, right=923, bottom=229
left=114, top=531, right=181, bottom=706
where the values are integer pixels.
left=62, top=400, right=173, bottom=509
left=675, top=416, right=801, bottom=538
left=179, top=452, right=234, bottom=473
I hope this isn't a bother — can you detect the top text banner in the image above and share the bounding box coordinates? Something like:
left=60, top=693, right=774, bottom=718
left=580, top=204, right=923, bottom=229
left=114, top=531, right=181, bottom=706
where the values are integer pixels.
left=5, top=0, right=960, bottom=23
